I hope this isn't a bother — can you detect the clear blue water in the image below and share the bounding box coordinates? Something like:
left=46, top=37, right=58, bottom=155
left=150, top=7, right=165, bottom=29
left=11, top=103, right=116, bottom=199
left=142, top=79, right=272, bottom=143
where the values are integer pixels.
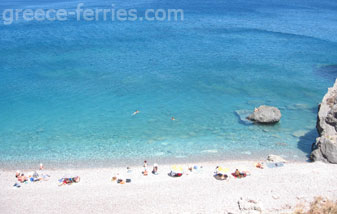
left=1, top=0, right=337, bottom=168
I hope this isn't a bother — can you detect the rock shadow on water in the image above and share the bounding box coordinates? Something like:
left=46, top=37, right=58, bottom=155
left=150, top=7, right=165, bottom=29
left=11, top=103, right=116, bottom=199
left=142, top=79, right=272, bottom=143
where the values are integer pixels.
left=310, top=106, right=319, bottom=114
left=234, top=110, right=253, bottom=126
left=315, top=64, right=337, bottom=82
left=297, top=129, right=318, bottom=159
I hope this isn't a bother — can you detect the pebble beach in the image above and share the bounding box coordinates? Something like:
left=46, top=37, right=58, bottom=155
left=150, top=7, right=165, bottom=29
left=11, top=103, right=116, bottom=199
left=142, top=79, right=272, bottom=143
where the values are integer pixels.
left=1, top=160, right=337, bottom=214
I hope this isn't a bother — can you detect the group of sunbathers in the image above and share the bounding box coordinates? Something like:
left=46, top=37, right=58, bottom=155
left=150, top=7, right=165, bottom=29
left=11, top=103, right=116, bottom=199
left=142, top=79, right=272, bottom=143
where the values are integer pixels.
left=14, top=168, right=51, bottom=188
left=14, top=160, right=280, bottom=187
left=14, top=163, right=76, bottom=188
left=213, top=166, right=250, bottom=180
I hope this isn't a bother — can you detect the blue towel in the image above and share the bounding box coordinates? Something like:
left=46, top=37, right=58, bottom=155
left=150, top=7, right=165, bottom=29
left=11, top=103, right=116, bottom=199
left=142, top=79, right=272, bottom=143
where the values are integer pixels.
left=267, top=162, right=284, bottom=168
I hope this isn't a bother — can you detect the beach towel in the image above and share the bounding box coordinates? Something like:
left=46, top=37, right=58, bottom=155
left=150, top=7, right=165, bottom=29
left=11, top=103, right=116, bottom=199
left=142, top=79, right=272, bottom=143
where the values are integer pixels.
left=267, top=162, right=284, bottom=168
left=231, top=172, right=247, bottom=178
left=214, top=174, right=228, bottom=180
left=13, top=183, right=21, bottom=188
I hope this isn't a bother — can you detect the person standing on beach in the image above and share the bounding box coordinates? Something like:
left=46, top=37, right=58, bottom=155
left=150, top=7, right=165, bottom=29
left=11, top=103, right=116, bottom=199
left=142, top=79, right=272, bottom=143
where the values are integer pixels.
left=143, top=160, right=148, bottom=176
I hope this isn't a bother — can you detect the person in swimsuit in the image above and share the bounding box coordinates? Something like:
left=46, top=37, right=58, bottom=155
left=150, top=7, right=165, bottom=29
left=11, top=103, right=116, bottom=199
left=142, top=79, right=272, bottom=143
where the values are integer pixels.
left=132, top=110, right=140, bottom=116
left=233, top=169, right=246, bottom=178
left=152, top=163, right=158, bottom=175
left=15, top=171, right=28, bottom=183
left=143, top=160, right=148, bottom=176
left=59, top=176, right=80, bottom=186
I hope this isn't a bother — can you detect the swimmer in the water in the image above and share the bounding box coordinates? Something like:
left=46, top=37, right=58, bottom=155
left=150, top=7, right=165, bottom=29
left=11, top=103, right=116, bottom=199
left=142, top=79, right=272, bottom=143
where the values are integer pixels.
left=132, top=110, right=140, bottom=116
left=171, top=117, right=176, bottom=121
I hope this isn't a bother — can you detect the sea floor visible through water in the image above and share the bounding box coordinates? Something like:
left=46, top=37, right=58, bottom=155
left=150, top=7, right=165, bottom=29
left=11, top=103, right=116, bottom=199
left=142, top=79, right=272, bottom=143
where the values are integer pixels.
left=1, top=0, right=337, bottom=168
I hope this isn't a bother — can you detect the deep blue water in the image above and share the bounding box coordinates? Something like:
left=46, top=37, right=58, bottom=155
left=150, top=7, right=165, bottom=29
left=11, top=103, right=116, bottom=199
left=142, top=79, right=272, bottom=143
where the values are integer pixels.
left=1, top=0, right=337, bottom=167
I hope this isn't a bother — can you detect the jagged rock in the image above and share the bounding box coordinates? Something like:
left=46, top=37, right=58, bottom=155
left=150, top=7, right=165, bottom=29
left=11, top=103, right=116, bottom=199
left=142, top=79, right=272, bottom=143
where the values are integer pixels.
left=247, top=105, right=281, bottom=124
left=311, top=79, right=337, bottom=164
left=267, top=154, right=287, bottom=163
left=238, top=198, right=264, bottom=214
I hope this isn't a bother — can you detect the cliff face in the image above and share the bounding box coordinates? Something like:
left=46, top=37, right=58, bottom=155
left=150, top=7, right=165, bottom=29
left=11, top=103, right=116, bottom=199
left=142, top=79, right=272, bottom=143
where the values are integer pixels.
left=311, top=79, right=337, bottom=163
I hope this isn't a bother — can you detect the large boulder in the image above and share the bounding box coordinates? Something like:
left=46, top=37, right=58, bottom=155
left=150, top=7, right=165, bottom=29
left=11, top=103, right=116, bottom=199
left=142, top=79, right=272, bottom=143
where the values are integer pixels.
left=311, top=79, right=337, bottom=164
left=247, top=105, right=281, bottom=124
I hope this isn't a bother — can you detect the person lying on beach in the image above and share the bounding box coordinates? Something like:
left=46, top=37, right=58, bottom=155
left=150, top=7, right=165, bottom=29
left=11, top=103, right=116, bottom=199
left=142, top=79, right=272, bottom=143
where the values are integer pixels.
left=152, top=163, right=158, bottom=175
left=116, top=178, right=131, bottom=184
left=132, top=110, right=140, bottom=116
left=59, top=176, right=80, bottom=186
left=15, top=171, right=28, bottom=183
left=168, top=171, right=183, bottom=177
left=117, top=178, right=126, bottom=184
left=29, top=176, right=42, bottom=182
left=15, top=171, right=21, bottom=178
left=214, top=173, right=228, bottom=180
left=26, top=171, right=50, bottom=182
left=168, top=165, right=183, bottom=177
left=214, top=166, right=229, bottom=180
left=112, top=173, right=131, bottom=184
left=255, top=162, right=264, bottom=169
left=232, top=169, right=248, bottom=178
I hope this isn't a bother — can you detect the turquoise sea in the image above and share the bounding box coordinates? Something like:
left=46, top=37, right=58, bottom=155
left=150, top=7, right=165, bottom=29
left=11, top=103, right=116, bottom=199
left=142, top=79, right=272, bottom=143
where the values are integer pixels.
left=1, top=0, right=337, bottom=168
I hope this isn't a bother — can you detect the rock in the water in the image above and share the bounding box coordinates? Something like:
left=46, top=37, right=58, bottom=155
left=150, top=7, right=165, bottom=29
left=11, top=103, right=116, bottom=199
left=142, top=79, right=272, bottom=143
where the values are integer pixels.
left=247, top=105, right=281, bottom=124
left=238, top=198, right=264, bottom=214
left=267, top=154, right=287, bottom=163
left=311, top=79, right=337, bottom=164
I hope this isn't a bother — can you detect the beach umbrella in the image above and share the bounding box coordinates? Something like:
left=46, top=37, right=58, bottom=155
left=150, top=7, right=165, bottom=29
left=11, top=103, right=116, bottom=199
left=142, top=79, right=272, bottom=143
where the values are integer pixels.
left=170, top=165, right=183, bottom=174
left=216, top=167, right=229, bottom=175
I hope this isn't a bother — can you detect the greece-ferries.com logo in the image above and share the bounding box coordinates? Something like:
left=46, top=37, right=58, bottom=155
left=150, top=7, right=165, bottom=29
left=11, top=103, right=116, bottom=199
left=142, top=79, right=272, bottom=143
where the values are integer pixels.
left=2, top=3, right=184, bottom=25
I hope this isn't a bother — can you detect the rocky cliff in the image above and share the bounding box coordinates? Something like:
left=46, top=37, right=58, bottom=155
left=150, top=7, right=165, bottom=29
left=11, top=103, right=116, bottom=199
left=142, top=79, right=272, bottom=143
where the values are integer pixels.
left=311, top=79, right=337, bottom=163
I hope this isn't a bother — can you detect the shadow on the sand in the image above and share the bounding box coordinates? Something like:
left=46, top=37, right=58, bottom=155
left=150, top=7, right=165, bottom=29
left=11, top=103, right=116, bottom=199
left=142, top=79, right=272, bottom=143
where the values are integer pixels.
left=297, top=129, right=318, bottom=161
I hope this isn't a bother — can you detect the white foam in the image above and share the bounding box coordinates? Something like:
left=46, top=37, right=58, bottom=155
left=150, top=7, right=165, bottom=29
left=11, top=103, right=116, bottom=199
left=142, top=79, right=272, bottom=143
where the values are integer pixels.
left=201, top=149, right=218, bottom=153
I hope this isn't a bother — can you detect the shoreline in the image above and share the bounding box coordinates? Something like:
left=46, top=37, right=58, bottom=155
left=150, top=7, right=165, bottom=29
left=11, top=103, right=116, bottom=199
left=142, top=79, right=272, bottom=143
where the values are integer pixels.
left=1, top=160, right=336, bottom=213
left=0, top=149, right=311, bottom=171
left=0, top=158, right=310, bottom=172
left=0, top=156, right=310, bottom=171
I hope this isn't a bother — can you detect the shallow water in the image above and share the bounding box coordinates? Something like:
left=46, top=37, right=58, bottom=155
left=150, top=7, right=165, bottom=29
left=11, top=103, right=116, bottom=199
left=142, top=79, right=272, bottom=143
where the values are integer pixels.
left=0, top=0, right=337, bottom=168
